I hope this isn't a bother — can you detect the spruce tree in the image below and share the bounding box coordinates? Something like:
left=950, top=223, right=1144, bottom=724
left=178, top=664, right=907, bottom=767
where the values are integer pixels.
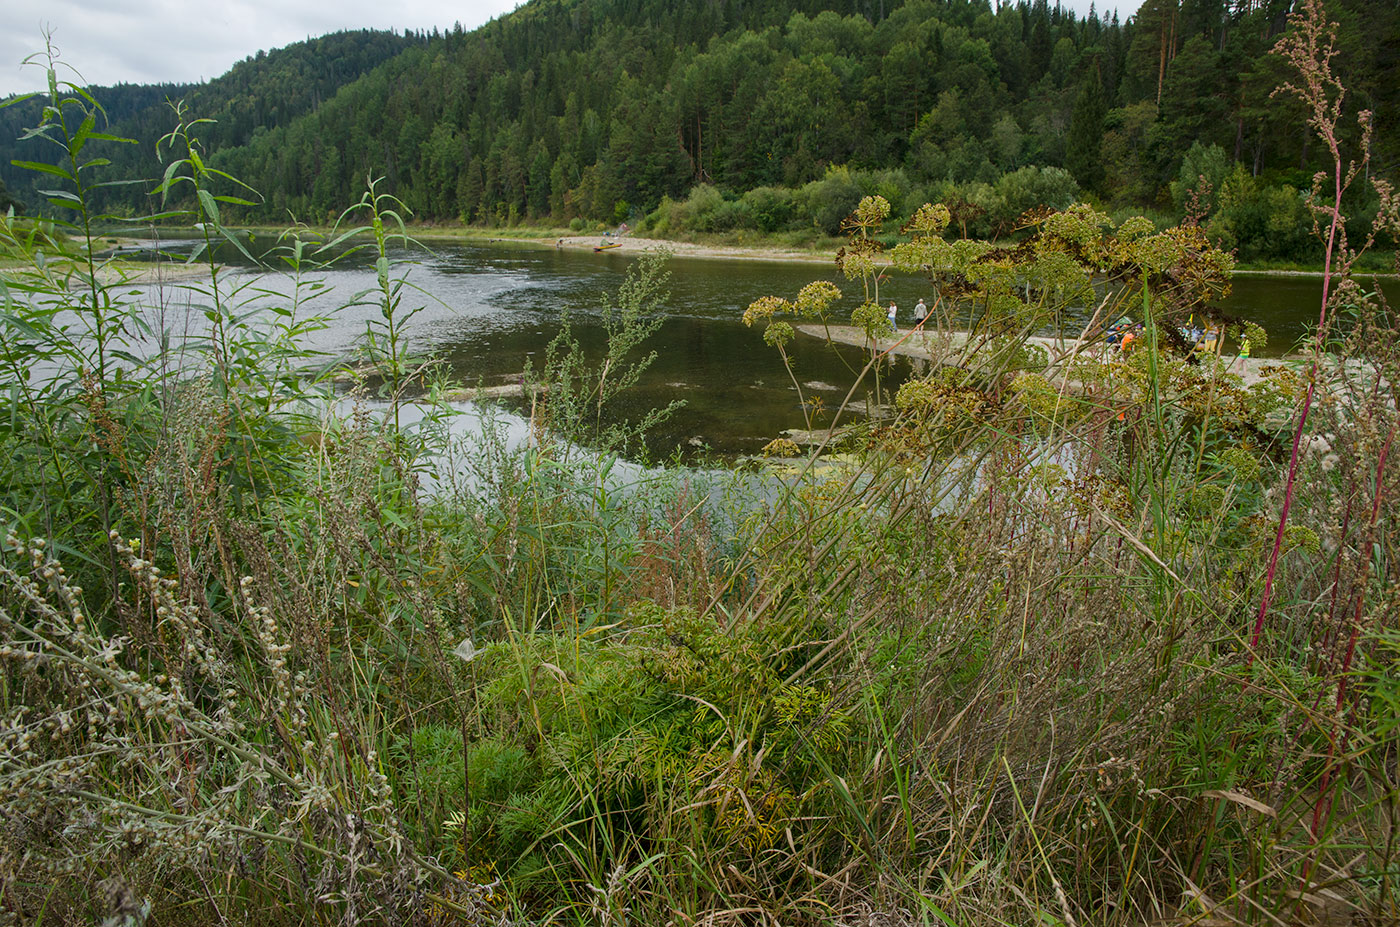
left=0, top=178, right=22, bottom=214
left=1066, top=62, right=1107, bottom=194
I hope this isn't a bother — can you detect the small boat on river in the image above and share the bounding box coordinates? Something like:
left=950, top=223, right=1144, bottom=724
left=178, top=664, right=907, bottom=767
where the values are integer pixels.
left=594, top=241, right=623, bottom=252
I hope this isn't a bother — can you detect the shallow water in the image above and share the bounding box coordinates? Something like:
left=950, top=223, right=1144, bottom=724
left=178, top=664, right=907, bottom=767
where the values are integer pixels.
left=111, top=237, right=1397, bottom=458
left=1218, top=272, right=1397, bottom=354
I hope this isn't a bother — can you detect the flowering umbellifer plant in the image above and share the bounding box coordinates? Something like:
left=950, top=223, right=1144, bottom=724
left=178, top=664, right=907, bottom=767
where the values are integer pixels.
left=836, top=195, right=893, bottom=343
left=744, top=281, right=843, bottom=431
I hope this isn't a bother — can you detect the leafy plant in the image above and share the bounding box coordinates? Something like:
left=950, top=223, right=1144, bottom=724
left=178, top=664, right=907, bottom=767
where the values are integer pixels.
left=533, top=248, right=682, bottom=461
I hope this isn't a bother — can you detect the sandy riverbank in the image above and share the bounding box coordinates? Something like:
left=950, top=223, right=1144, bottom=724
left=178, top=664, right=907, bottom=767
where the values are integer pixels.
left=799, top=323, right=1359, bottom=391
left=66, top=259, right=220, bottom=286
left=474, top=233, right=841, bottom=264
left=106, top=225, right=1395, bottom=276
left=108, top=260, right=221, bottom=284
left=0, top=254, right=218, bottom=286
left=360, top=226, right=1400, bottom=276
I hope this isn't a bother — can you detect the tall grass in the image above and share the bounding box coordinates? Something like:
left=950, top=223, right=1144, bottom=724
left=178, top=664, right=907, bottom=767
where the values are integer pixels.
left=3, top=10, right=1399, bottom=925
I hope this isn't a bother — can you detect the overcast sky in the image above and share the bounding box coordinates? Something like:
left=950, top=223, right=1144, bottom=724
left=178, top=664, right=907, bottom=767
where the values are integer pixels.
left=2, top=0, right=1144, bottom=98
left=0, top=1, right=521, bottom=96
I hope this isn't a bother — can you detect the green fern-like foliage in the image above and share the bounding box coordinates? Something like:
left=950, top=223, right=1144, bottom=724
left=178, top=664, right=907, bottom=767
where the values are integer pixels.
left=456, top=605, right=876, bottom=893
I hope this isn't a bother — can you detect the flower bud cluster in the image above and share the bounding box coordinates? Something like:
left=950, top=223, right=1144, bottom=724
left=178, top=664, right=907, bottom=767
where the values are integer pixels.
left=2, top=528, right=431, bottom=908
left=0, top=531, right=246, bottom=877
left=240, top=575, right=307, bottom=735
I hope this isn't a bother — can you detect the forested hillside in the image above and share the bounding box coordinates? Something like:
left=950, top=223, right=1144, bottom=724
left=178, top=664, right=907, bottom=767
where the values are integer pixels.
left=3, top=0, right=1397, bottom=264
left=0, top=29, right=417, bottom=217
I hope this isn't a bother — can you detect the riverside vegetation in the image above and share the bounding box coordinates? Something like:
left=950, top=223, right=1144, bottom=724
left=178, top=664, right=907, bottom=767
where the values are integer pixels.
left=3, top=3, right=1400, bottom=925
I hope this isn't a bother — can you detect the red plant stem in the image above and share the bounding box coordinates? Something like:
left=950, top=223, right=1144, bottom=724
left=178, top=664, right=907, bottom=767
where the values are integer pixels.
left=1339, top=419, right=1395, bottom=691
left=1283, top=495, right=1354, bottom=776
left=1319, top=376, right=1387, bottom=659
left=1319, top=496, right=1354, bottom=663
left=1307, top=418, right=1392, bottom=846
left=1249, top=149, right=1344, bottom=656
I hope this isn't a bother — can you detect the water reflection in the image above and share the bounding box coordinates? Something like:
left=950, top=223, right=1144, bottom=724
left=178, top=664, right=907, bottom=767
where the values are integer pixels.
left=108, top=237, right=1395, bottom=458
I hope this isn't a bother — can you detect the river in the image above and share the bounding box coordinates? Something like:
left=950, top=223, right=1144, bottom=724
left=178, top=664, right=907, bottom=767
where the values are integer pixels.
left=115, top=237, right=1396, bottom=459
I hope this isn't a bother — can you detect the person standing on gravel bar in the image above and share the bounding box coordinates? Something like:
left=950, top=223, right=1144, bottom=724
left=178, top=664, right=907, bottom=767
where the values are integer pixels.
left=887, top=301, right=898, bottom=331
left=1235, top=333, right=1252, bottom=372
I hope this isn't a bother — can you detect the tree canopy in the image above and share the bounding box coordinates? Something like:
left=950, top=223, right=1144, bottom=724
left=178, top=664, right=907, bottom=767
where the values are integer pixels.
left=2, top=0, right=1395, bottom=264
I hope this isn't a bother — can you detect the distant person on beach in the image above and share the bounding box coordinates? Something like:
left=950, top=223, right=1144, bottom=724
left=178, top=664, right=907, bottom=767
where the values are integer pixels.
left=1235, top=334, right=1252, bottom=372
left=887, top=301, right=898, bottom=331
left=913, top=298, right=928, bottom=326
left=1201, top=325, right=1220, bottom=353
left=1105, top=319, right=1128, bottom=353
left=1118, top=326, right=1138, bottom=356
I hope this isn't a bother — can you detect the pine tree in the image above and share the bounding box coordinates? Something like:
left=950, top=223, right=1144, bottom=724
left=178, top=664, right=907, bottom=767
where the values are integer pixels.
left=1066, top=60, right=1107, bottom=193
left=526, top=140, right=552, bottom=218
left=457, top=157, right=484, bottom=223
left=0, top=178, right=23, bottom=214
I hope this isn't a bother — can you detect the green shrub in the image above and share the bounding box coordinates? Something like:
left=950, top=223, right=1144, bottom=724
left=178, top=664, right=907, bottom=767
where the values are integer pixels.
left=798, top=166, right=864, bottom=236
left=1207, top=167, right=1317, bottom=263
left=741, top=185, right=797, bottom=232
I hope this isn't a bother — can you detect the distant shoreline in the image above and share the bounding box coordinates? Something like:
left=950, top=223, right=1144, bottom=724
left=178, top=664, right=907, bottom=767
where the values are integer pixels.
left=91, top=225, right=1399, bottom=277
left=1230, top=267, right=1400, bottom=279
left=384, top=229, right=1400, bottom=278
left=473, top=233, right=1400, bottom=279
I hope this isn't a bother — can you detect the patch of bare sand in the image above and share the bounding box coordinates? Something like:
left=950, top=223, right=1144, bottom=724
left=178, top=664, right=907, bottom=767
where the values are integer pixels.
left=541, top=235, right=838, bottom=264
left=96, top=261, right=224, bottom=285
left=798, top=323, right=1342, bottom=392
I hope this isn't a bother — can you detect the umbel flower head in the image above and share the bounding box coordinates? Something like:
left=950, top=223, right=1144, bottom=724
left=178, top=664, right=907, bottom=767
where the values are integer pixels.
left=761, top=437, right=800, bottom=458
left=794, top=281, right=841, bottom=318
left=837, top=248, right=876, bottom=281
left=763, top=321, right=795, bottom=348
left=904, top=202, right=951, bottom=238
left=744, top=295, right=792, bottom=328
left=851, top=300, right=892, bottom=337
left=850, top=195, right=890, bottom=229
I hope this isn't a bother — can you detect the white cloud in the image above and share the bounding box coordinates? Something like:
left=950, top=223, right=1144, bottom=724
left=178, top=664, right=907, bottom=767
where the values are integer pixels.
left=1, top=1, right=519, bottom=96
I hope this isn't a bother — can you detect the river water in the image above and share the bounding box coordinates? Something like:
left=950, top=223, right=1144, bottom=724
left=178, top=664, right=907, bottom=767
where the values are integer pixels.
left=120, top=238, right=1396, bottom=459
